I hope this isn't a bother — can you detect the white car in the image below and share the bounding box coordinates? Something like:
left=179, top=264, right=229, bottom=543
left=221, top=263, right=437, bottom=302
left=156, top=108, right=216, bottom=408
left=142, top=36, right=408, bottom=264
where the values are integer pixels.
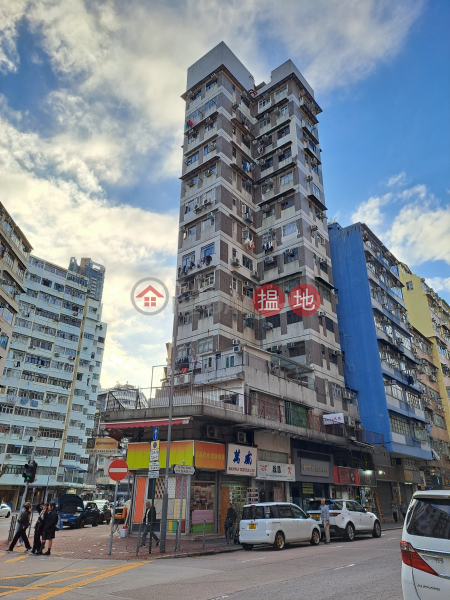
left=307, top=499, right=381, bottom=541
left=0, top=503, right=11, bottom=518
left=239, top=502, right=321, bottom=551
left=401, top=490, right=450, bottom=600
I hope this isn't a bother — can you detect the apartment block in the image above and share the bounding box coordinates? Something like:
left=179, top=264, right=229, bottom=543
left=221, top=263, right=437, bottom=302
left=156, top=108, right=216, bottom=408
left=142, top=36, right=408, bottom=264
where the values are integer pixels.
left=0, top=203, right=32, bottom=379
left=328, top=222, right=431, bottom=467
left=399, top=265, right=450, bottom=440
left=100, top=45, right=387, bottom=536
left=69, top=257, right=105, bottom=303
left=0, top=255, right=107, bottom=507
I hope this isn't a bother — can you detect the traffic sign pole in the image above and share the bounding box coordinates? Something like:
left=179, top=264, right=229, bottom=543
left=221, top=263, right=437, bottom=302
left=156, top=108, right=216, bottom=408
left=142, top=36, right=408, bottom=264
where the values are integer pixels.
left=108, top=480, right=119, bottom=556
left=149, top=426, right=158, bottom=555
left=107, top=459, right=129, bottom=556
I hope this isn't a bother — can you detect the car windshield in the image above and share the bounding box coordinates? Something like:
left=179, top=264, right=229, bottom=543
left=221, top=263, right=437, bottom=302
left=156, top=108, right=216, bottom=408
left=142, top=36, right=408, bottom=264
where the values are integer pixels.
left=307, top=500, right=333, bottom=511
left=407, top=498, right=450, bottom=540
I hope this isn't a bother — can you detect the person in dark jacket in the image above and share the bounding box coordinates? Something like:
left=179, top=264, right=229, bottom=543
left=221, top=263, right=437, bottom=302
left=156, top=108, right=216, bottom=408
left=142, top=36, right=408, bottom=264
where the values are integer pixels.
left=31, top=503, right=48, bottom=554
left=391, top=500, right=398, bottom=523
left=38, top=501, right=58, bottom=555
left=224, top=503, right=237, bottom=545
left=8, top=503, right=32, bottom=552
left=141, top=501, right=159, bottom=547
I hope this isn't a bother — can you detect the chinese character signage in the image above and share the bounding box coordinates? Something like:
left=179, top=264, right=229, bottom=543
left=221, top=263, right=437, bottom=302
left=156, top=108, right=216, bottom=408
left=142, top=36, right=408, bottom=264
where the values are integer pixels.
left=357, top=469, right=377, bottom=487
left=195, top=441, right=226, bottom=470
left=253, top=284, right=285, bottom=316
left=226, top=444, right=257, bottom=476
left=323, top=413, right=344, bottom=425
left=334, top=466, right=360, bottom=485
left=288, top=284, right=321, bottom=316
left=300, top=459, right=330, bottom=478
left=86, top=437, right=118, bottom=455
left=257, top=461, right=295, bottom=482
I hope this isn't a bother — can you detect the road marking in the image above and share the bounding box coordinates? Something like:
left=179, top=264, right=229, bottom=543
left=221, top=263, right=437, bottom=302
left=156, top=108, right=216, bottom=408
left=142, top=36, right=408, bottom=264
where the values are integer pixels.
left=242, top=558, right=265, bottom=563
left=0, top=565, right=121, bottom=581
left=334, top=563, right=355, bottom=570
left=4, top=555, right=28, bottom=563
left=387, top=537, right=397, bottom=540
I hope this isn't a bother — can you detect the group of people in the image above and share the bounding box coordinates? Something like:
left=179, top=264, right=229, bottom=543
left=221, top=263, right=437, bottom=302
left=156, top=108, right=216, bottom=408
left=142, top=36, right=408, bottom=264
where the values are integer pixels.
left=391, top=500, right=408, bottom=523
left=8, top=501, right=59, bottom=555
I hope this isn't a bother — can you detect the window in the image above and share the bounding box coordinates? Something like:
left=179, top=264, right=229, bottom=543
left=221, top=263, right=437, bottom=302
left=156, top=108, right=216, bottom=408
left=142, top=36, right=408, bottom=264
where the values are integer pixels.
left=262, top=204, right=275, bottom=218
left=259, top=118, right=270, bottom=129
left=281, top=196, right=295, bottom=210
left=287, top=312, right=302, bottom=326
left=331, top=383, right=342, bottom=398
left=206, top=79, right=217, bottom=91
left=258, top=98, right=270, bottom=109
left=261, top=157, right=273, bottom=172
left=205, top=97, right=217, bottom=112
left=200, top=271, right=214, bottom=289
left=188, top=131, right=198, bottom=143
left=275, top=85, right=287, bottom=99
left=205, top=119, right=216, bottom=132
left=284, top=248, right=298, bottom=263
left=265, top=314, right=280, bottom=328
left=241, top=96, right=250, bottom=108
left=199, top=304, right=213, bottom=319
left=182, top=252, right=195, bottom=267
left=278, top=147, right=292, bottom=162
left=242, top=181, right=252, bottom=194
left=204, top=144, right=214, bottom=156
left=277, top=125, right=290, bottom=140
left=325, top=317, right=334, bottom=333
left=242, top=255, right=253, bottom=270
left=406, top=281, right=413, bottom=291
left=201, top=218, right=214, bottom=231
left=317, top=233, right=325, bottom=246
left=232, top=147, right=236, bottom=158
left=278, top=505, right=293, bottom=519
left=433, top=413, right=446, bottom=428
left=321, top=287, right=331, bottom=303
left=407, top=498, right=450, bottom=540
left=232, top=170, right=237, bottom=182
left=311, top=182, right=320, bottom=198
left=187, top=225, right=196, bottom=238
left=389, top=414, right=411, bottom=436
left=279, top=104, right=289, bottom=117
left=201, top=243, right=214, bottom=259
left=190, top=89, right=201, bottom=102
left=280, top=171, right=293, bottom=186
left=226, top=355, right=235, bottom=368
left=232, top=277, right=237, bottom=291
left=198, top=336, right=213, bottom=354
left=283, top=222, right=296, bottom=236
left=241, top=133, right=250, bottom=149
left=186, top=152, right=199, bottom=166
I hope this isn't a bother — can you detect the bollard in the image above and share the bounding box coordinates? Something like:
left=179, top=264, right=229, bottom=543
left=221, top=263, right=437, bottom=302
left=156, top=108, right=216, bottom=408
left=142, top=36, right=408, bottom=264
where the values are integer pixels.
left=136, top=523, right=142, bottom=556
left=202, top=519, right=206, bottom=548
left=176, top=520, right=180, bottom=552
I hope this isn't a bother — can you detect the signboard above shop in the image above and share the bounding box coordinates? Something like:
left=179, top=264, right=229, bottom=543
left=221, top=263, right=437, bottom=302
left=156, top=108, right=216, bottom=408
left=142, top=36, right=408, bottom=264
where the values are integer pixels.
left=86, top=437, right=118, bottom=455
left=226, top=444, right=257, bottom=477
left=323, top=413, right=344, bottom=425
left=300, top=459, right=330, bottom=478
left=257, top=461, right=295, bottom=482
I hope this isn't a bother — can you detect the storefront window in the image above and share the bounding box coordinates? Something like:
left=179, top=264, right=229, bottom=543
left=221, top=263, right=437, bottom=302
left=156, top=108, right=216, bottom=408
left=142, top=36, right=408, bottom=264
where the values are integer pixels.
left=190, top=479, right=215, bottom=534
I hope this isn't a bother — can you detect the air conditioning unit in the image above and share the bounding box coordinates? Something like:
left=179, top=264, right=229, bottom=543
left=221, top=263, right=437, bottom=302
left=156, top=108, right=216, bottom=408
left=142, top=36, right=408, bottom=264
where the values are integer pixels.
left=194, top=203, right=201, bottom=211
left=204, top=169, right=213, bottom=177
left=206, top=425, right=219, bottom=439
left=54, top=353, right=60, bottom=357
left=186, top=179, right=195, bottom=187
left=265, top=178, right=273, bottom=185
left=231, top=259, right=240, bottom=267
left=232, top=339, right=240, bottom=346
left=342, top=390, right=352, bottom=400
left=244, top=313, right=254, bottom=319
left=311, top=225, right=318, bottom=232
left=270, top=345, right=282, bottom=352
left=262, top=204, right=270, bottom=211
left=232, top=102, right=239, bottom=110
left=320, top=258, right=328, bottom=265
left=245, top=215, right=253, bottom=224
left=264, top=257, right=274, bottom=263
left=306, top=175, right=313, bottom=182
left=318, top=311, right=326, bottom=317
left=237, top=431, right=247, bottom=444
left=287, top=342, right=296, bottom=348
left=203, top=197, right=212, bottom=206
left=263, top=323, right=273, bottom=330
left=285, top=249, right=294, bottom=257
left=344, top=416, right=355, bottom=427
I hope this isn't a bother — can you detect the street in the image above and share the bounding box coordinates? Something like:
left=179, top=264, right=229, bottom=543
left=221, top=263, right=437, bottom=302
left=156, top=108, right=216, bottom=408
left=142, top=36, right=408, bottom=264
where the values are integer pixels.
left=0, top=533, right=403, bottom=600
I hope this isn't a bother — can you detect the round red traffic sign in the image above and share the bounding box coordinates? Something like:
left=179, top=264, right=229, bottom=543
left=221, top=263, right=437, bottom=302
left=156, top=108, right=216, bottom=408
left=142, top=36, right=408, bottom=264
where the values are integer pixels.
left=108, top=459, right=129, bottom=482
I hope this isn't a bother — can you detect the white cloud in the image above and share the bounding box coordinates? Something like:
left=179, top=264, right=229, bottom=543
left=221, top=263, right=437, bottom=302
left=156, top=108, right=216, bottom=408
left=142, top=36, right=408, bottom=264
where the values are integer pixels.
left=351, top=193, right=392, bottom=230
left=0, top=115, right=179, bottom=389
left=0, top=1, right=27, bottom=73
left=387, top=172, right=406, bottom=187
left=425, top=278, right=450, bottom=294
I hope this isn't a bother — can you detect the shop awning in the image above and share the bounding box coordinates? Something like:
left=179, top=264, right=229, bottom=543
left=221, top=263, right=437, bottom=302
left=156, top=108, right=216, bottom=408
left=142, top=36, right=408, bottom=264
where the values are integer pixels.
left=101, top=417, right=191, bottom=430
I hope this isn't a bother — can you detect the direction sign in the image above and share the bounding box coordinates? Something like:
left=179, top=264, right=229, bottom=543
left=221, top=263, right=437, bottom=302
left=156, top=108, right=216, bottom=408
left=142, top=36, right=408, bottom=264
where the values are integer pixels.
left=148, top=470, right=160, bottom=479
left=108, top=459, right=129, bottom=482
left=153, top=427, right=159, bottom=441
left=173, top=464, right=195, bottom=475
left=150, top=449, right=160, bottom=462
left=148, top=462, right=160, bottom=471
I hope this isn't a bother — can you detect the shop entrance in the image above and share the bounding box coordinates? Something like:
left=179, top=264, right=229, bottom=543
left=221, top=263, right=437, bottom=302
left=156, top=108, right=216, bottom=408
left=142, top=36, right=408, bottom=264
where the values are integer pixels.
left=220, top=477, right=248, bottom=534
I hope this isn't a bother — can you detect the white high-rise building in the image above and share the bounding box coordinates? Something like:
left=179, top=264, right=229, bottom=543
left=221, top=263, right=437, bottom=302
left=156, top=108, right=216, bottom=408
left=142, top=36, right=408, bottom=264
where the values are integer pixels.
left=0, top=255, right=107, bottom=507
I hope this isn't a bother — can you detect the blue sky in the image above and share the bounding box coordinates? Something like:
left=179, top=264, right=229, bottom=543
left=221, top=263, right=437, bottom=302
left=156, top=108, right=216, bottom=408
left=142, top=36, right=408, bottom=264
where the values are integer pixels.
left=0, top=0, right=449, bottom=387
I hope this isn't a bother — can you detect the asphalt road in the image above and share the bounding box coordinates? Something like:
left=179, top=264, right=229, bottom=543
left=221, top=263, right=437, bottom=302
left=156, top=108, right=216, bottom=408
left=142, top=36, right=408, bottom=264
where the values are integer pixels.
left=0, top=532, right=403, bottom=600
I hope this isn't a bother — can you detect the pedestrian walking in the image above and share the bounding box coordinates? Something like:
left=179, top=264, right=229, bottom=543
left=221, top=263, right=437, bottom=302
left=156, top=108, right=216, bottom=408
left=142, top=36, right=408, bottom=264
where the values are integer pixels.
left=320, top=498, right=331, bottom=545
left=31, top=503, right=48, bottom=554
left=399, top=502, right=407, bottom=521
left=38, top=501, right=58, bottom=555
left=391, top=500, right=398, bottom=523
left=224, top=502, right=237, bottom=545
left=8, top=503, right=32, bottom=552
left=141, top=501, right=159, bottom=547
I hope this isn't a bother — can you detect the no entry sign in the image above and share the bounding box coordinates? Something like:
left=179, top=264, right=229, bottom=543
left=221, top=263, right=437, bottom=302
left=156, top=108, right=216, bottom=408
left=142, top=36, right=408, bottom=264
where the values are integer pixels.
left=108, top=459, right=129, bottom=481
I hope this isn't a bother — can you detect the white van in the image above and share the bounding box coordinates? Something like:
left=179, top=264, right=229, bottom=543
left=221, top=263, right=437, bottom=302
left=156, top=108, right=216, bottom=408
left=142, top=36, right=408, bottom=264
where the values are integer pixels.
left=401, top=490, right=450, bottom=600
left=239, top=502, right=321, bottom=551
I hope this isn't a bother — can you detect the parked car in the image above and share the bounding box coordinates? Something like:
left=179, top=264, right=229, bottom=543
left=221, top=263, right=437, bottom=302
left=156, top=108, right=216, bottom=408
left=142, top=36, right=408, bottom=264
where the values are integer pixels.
left=59, top=494, right=100, bottom=528
left=307, top=499, right=381, bottom=541
left=0, top=502, right=11, bottom=518
left=401, top=490, right=450, bottom=600
left=89, top=500, right=112, bottom=525
left=239, top=502, right=321, bottom=551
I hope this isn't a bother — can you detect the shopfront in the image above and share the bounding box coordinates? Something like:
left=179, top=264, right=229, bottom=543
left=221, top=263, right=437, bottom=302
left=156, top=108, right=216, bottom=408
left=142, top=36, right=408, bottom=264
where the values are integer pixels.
left=292, top=451, right=335, bottom=511
left=256, top=461, right=295, bottom=505
left=191, top=441, right=225, bottom=533
left=219, top=444, right=256, bottom=533
left=356, top=469, right=377, bottom=513
left=332, top=466, right=360, bottom=501
left=375, top=466, right=398, bottom=521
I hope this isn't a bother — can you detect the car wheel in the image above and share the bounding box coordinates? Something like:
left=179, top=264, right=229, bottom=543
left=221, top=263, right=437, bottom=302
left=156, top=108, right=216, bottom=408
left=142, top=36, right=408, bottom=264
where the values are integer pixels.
left=93, top=517, right=99, bottom=527
left=344, top=523, right=355, bottom=542
left=273, top=531, right=285, bottom=551
left=242, top=543, right=253, bottom=551
left=310, top=528, right=321, bottom=546
left=78, top=518, right=85, bottom=529
left=6, top=512, right=10, bottom=518
left=372, top=520, right=381, bottom=538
